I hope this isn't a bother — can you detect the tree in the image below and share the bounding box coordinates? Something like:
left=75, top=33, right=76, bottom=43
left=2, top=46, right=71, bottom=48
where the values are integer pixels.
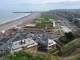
left=64, top=32, right=74, bottom=40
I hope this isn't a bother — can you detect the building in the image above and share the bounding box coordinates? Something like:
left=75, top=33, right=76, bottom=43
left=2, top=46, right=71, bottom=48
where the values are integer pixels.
left=53, top=20, right=56, bottom=27
left=73, top=18, right=80, bottom=27
left=49, top=19, right=62, bottom=28
left=61, top=26, right=72, bottom=33
left=12, top=26, right=21, bottom=30
left=23, top=26, right=44, bottom=30
left=6, top=38, right=38, bottom=53
left=36, top=35, right=56, bottom=51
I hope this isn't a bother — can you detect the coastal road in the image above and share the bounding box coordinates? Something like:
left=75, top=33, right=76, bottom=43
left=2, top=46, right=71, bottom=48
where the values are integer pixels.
left=55, top=15, right=80, bottom=35
left=0, top=12, right=41, bottom=32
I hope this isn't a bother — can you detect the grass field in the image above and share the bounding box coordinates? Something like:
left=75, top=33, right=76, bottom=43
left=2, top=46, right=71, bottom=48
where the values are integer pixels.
left=41, top=12, right=58, bottom=19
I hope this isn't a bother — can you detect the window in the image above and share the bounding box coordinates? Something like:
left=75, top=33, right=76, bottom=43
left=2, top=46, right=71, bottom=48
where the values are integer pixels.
left=49, top=42, right=53, bottom=45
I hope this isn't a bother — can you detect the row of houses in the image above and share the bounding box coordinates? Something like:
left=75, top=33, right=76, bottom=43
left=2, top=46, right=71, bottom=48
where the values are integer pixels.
left=4, top=36, right=56, bottom=53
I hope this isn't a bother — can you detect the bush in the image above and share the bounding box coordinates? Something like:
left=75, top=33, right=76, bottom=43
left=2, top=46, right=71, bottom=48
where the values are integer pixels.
left=65, top=32, right=74, bottom=40
left=60, top=36, right=70, bottom=44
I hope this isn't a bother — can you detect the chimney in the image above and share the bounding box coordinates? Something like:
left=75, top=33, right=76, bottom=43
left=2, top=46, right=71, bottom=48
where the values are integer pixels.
left=20, top=40, right=26, bottom=44
left=24, top=40, right=26, bottom=44
left=20, top=40, right=23, bottom=44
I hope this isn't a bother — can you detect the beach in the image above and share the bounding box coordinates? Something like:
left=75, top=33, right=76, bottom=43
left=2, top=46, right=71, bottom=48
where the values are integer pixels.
left=0, top=12, right=41, bottom=32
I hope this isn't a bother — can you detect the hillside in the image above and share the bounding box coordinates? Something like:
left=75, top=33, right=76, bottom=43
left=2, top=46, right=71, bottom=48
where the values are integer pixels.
left=0, top=51, right=62, bottom=60
left=60, top=38, right=80, bottom=57
left=0, top=50, right=80, bottom=60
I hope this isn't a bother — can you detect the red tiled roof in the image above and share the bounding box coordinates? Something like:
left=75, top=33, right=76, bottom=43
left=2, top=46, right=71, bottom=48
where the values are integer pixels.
left=0, top=32, right=5, bottom=36
left=23, top=26, right=44, bottom=29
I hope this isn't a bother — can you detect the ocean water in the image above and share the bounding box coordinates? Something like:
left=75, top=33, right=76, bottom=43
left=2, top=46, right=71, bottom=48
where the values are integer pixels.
left=0, top=11, right=31, bottom=24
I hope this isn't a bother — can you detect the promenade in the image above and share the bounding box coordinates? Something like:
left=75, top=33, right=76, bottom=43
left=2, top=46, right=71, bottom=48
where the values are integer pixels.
left=0, top=12, right=41, bottom=32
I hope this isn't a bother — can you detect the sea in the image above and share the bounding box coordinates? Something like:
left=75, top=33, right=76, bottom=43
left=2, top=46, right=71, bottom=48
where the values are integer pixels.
left=0, top=11, right=31, bottom=25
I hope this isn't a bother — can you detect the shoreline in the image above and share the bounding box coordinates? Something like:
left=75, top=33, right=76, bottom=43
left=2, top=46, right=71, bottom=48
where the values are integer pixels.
left=0, top=13, right=31, bottom=27
left=0, top=12, right=41, bottom=32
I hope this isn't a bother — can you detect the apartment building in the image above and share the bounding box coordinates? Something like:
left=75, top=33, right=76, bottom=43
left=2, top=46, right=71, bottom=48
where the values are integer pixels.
left=36, top=35, right=56, bottom=51
left=6, top=38, right=38, bottom=53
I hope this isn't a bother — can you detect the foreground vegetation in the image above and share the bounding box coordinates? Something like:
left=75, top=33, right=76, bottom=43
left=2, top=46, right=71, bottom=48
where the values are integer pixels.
left=1, top=47, right=80, bottom=60
left=0, top=51, right=61, bottom=60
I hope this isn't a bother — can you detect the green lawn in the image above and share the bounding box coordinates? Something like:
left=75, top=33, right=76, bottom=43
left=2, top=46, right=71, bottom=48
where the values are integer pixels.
left=41, top=12, right=58, bottom=19
left=36, top=23, right=47, bottom=27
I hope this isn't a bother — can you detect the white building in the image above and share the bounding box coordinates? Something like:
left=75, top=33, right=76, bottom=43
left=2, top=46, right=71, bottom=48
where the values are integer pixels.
left=36, top=35, right=56, bottom=51
left=6, top=38, right=38, bottom=53
left=12, top=25, right=21, bottom=30
left=53, top=20, right=56, bottom=27
left=61, top=26, right=71, bottom=33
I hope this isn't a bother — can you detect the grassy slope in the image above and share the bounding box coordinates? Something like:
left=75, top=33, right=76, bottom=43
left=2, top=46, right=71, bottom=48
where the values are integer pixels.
left=0, top=51, right=62, bottom=60
left=62, top=38, right=80, bottom=52
left=1, top=50, right=80, bottom=60
left=64, top=48, right=80, bottom=60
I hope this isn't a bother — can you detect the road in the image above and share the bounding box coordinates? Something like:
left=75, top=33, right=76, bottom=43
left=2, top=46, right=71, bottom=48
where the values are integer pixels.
left=55, top=15, right=80, bottom=35
left=0, top=12, right=41, bottom=32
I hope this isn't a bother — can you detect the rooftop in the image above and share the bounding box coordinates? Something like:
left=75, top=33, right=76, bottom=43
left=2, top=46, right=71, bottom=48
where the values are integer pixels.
left=61, top=26, right=71, bottom=33
left=4, top=38, right=38, bottom=53
left=11, top=38, right=38, bottom=49
left=36, top=35, right=56, bottom=47
left=23, top=26, right=44, bottom=29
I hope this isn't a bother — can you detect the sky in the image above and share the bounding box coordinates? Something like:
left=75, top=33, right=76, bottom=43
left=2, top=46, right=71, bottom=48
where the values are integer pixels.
left=0, top=0, right=80, bottom=11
